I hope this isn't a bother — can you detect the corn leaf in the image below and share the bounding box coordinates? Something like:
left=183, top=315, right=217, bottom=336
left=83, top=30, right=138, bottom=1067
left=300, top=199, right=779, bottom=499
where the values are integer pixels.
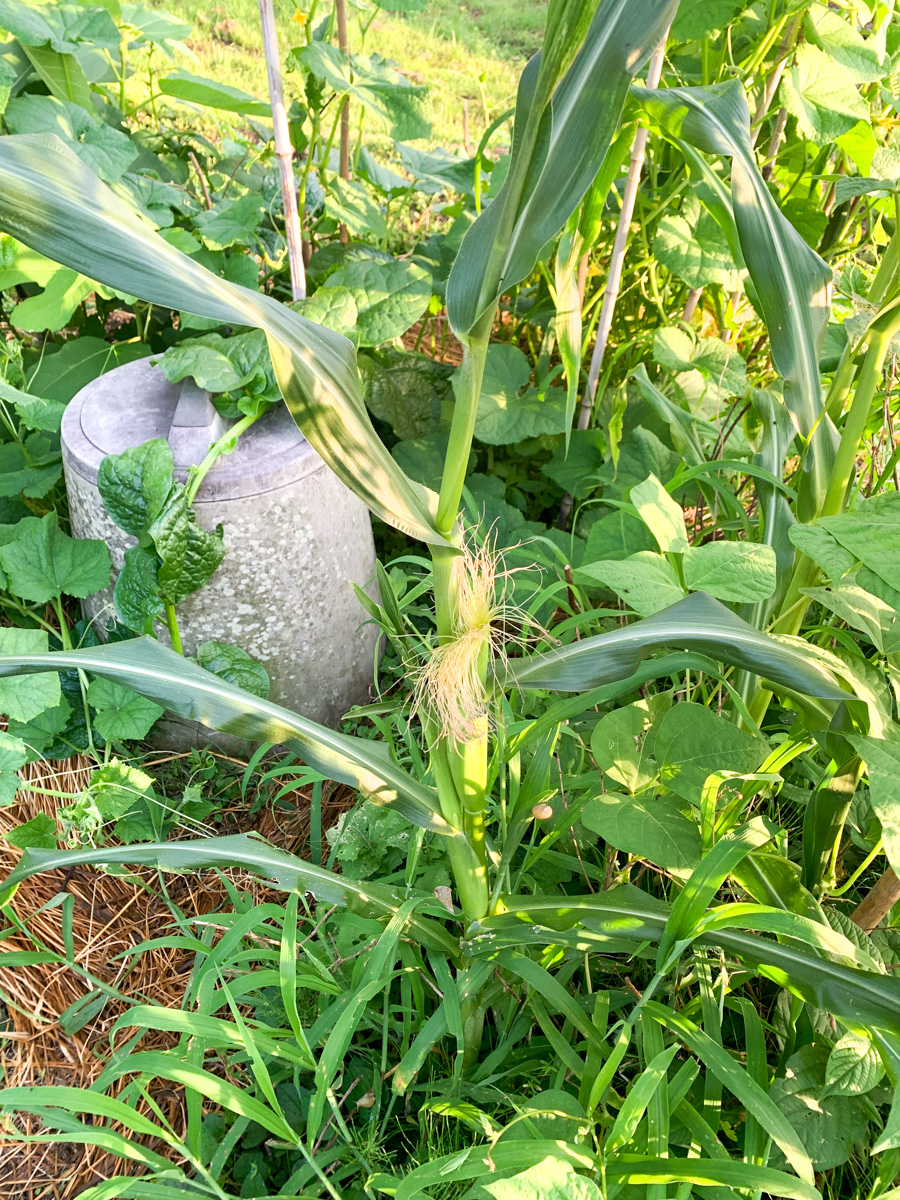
left=633, top=78, right=835, bottom=521
left=501, top=591, right=847, bottom=704
left=0, top=134, right=445, bottom=546
left=0, top=635, right=452, bottom=835
left=447, top=0, right=678, bottom=336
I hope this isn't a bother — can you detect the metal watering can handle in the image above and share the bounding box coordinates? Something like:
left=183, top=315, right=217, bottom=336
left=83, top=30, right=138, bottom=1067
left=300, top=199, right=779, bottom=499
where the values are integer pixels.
left=166, top=380, right=229, bottom=469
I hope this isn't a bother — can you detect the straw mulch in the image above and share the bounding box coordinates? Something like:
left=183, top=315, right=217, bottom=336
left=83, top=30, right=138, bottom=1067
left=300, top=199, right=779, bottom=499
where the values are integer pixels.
left=0, top=754, right=354, bottom=1198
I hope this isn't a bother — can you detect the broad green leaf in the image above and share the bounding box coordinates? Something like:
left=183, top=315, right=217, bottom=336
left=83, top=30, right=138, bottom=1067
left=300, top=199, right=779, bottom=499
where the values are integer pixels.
left=654, top=210, right=742, bottom=290
left=596, top=426, right=680, bottom=499
left=4, top=95, right=136, bottom=182
left=359, top=348, right=446, bottom=440
left=683, top=541, right=778, bottom=603
left=589, top=695, right=666, bottom=793
left=196, top=641, right=269, bottom=700
left=0, top=635, right=461, bottom=841
left=789, top=523, right=856, bottom=581
left=0, top=0, right=120, bottom=52
left=581, top=508, right=656, bottom=562
left=0, top=728, right=27, bottom=804
left=543, top=428, right=604, bottom=496
left=0, top=512, right=109, bottom=602
left=671, top=0, right=745, bottom=40
left=328, top=259, right=431, bottom=346
left=820, top=493, right=900, bottom=592
left=630, top=473, right=688, bottom=553
left=0, top=56, right=14, bottom=114
left=194, top=194, right=266, bottom=252
left=324, top=176, right=389, bottom=242
left=653, top=326, right=748, bottom=409
left=26, top=336, right=152, bottom=403
left=447, top=0, right=679, bottom=334
left=7, top=696, right=72, bottom=757
left=158, top=332, right=256, bottom=394
left=149, top=486, right=225, bottom=605
left=635, top=79, right=834, bottom=522
left=97, top=439, right=174, bottom=543
left=581, top=792, right=701, bottom=874
left=780, top=43, right=871, bottom=143
left=575, top=552, right=685, bottom=616
left=469, top=344, right=568, bottom=445
left=805, top=2, right=887, bottom=85
left=294, top=286, right=358, bottom=337
left=290, top=42, right=430, bottom=141
left=654, top=701, right=763, bottom=804
left=4, top=810, right=56, bottom=847
left=114, top=545, right=163, bottom=635
left=157, top=70, right=270, bottom=117
left=482, top=1157, right=602, bottom=1200
left=823, top=1034, right=884, bottom=1098
left=769, top=1043, right=868, bottom=1170
left=87, top=678, right=164, bottom=742
left=0, top=135, right=446, bottom=548
left=845, top=730, right=900, bottom=877
left=396, top=142, right=478, bottom=196
left=502, top=592, right=846, bottom=704
left=121, top=4, right=192, bottom=49
left=20, top=42, right=91, bottom=107
left=0, top=628, right=60, bottom=722
left=2, top=832, right=459, bottom=957
left=803, top=580, right=900, bottom=655
left=7, top=266, right=94, bottom=332
left=0, top=378, right=65, bottom=432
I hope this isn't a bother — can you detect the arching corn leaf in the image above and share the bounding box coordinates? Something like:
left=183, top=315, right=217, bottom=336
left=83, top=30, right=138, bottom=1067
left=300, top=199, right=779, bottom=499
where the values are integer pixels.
left=0, top=135, right=445, bottom=547
left=501, top=591, right=847, bottom=704
left=633, top=79, right=835, bottom=521
left=447, top=0, right=678, bottom=336
left=2, top=834, right=460, bottom=957
left=0, top=635, right=455, bottom=836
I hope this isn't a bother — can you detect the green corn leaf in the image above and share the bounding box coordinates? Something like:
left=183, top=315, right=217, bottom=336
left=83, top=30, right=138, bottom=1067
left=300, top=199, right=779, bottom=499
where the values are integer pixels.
left=0, top=134, right=446, bottom=547
left=2, top=833, right=460, bottom=958
left=447, top=0, right=678, bottom=336
left=644, top=1001, right=815, bottom=1187
left=633, top=78, right=835, bottom=521
left=470, top=891, right=900, bottom=1038
left=0, top=635, right=453, bottom=837
left=607, top=1155, right=818, bottom=1199
left=605, top=1044, right=679, bottom=1154
left=500, top=592, right=846, bottom=705
left=656, top=818, right=774, bottom=970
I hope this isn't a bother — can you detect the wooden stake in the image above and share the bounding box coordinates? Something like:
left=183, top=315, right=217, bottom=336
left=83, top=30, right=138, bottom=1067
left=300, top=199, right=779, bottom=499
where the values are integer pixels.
left=574, top=30, right=669, bottom=435
left=851, top=868, right=900, bottom=933
left=557, top=29, right=669, bottom=529
left=258, top=0, right=306, bottom=300
left=336, top=0, right=350, bottom=244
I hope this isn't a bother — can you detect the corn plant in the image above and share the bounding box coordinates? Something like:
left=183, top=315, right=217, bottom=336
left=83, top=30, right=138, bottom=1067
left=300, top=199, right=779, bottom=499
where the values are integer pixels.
left=3, top=0, right=900, bottom=1188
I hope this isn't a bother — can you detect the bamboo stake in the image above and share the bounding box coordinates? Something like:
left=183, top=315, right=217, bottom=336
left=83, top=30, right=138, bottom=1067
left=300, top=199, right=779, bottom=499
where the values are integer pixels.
left=557, top=30, right=669, bottom=529
left=574, top=31, right=669, bottom=436
left=258, top=0, right=306, bottom=299
left=336, top=0, right=350, bottom=244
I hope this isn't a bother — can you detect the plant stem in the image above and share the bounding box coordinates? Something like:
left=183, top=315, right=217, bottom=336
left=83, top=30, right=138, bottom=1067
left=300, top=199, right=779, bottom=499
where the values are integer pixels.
left=186, top=411, right=261, bottom=504
left=165, top=602, right=184, bottom=656
left=435, top=329, right=490, bottom=536
left=54, top=595, right=95, bottom=756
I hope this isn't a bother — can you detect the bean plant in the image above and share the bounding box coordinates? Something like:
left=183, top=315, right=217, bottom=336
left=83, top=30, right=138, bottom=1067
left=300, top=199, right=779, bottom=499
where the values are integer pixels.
left=3, top=0, right=900, bottom=1194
